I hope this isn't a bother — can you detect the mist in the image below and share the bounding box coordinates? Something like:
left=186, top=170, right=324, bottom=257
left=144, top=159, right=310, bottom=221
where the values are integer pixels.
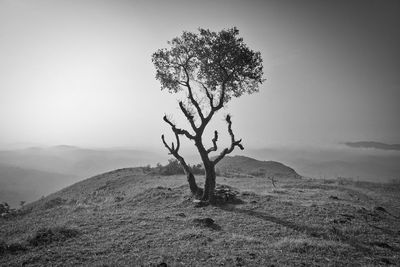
left=1, top=142, right=399, bottom=207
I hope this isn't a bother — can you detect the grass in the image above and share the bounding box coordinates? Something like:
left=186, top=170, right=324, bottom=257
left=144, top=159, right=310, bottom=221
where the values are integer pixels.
left=0, top=240, right=27, bottom=255
left=27, top=226, right=80, bottom=246
left=0, top=168, right=399, bottom=266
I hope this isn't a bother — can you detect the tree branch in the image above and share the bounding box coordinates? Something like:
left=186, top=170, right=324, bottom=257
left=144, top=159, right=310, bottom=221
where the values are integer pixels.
left=182, top=66, right=204, bottom=121
left=198, top=81, right=214, bottom=109
left=161, top=134, right=176, bottom=155
left=206, top=130, right=218, bottom=154
left=163, top=115, right=195, bottom=140
left=213, top=114, right=244, bottom=164
left=214, top=82, right=226, bottom=111
left=179, top=101, right=197, bottom=131
left=161, top=134, right=192, bottom=179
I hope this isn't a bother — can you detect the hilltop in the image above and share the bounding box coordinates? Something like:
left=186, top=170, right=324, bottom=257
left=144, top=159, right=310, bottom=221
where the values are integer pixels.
left=1, top=160, right=400, bottom=266
left=216, top=155, right=299, bottom=178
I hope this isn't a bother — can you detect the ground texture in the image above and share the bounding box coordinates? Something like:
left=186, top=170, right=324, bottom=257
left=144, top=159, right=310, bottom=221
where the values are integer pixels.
left=1, top=168, right=400, bottom=266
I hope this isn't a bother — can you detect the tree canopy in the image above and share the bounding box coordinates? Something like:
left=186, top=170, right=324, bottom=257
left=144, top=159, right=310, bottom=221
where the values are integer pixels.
left=152, top=27, right=264, bottom=107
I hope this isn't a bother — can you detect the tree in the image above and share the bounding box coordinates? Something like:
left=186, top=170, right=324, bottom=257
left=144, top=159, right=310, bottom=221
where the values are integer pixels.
left=152, top=27, right=264, bottom=203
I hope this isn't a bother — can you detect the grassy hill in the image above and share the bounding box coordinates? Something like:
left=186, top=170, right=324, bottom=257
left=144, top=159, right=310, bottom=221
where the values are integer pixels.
left=216, top=155, right=299, bottom=178
left=1, top=165, right=400, bottom=266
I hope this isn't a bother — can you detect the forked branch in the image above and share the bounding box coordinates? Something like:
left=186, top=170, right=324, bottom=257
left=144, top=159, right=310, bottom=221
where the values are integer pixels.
left=162, top=118, right=202, bottom=196
left=161, top=132, right=180, bottom=155
left=182, top=66, right=204, bottom=122
left=213, top=114, right=244, bottom=164
left=198, top=81, right=214, bottom=109
left=163, top=115, right=195, bottom=140
left=179, top=101, right=197, bottom=131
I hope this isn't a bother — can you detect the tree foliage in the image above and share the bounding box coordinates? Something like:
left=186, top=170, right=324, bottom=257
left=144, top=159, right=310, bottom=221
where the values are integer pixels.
left=152, top=27, right=264, bottom=106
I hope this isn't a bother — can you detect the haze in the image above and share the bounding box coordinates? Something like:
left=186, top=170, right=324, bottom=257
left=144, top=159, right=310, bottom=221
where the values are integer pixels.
left=1, top=0, right=399, bottom=150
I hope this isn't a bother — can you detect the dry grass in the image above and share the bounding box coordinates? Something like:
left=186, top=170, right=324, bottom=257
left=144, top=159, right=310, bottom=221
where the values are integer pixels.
left=1, top=168, right=399, bottom=266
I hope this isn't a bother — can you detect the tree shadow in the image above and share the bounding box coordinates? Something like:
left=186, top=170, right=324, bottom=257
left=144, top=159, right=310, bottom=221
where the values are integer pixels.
left=218, top=205, right=374, bottom=254
left=192, top=217, right=222, bottom=231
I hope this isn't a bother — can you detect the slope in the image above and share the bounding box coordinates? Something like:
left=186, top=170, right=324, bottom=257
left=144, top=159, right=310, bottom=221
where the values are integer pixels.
left=1, top=165, right=399, bottom=266
left=216, top=155, right=299, bottom=178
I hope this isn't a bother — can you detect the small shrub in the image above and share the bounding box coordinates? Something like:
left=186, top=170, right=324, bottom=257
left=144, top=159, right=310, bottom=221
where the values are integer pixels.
left=0, top=202, right=17, bottom=218
left=0, top=240, right=6, bottom=254
left=151, top=158, right=205, bottom=176
left=162, top=159, right=185, bottom=175
left=0, top=240, right=27, bottom=254
left=28, top=226, right=80, bottom=246
left=249, top=168, right=266, bottom=177
left=142, top=165, right=152, bottom=173
left=190, top=163, right=205, bottom=175
left=114, top=196, right=124, bottom=202
left=44, top=197, right=67, bottom=209
left=337, top=177, right=354, bottom=185
left=0, top=202, right=10, bottom=214
left=272, top=189, right=287, bottom=194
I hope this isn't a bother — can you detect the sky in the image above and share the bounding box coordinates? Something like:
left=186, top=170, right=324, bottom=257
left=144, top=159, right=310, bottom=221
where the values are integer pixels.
left=0, top=0, right=399, bottom=151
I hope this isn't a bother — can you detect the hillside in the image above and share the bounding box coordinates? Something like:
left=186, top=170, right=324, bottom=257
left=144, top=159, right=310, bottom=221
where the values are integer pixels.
left=216, top=155, right=299, bottom=178
left=1, top=166, right=399, bottom=266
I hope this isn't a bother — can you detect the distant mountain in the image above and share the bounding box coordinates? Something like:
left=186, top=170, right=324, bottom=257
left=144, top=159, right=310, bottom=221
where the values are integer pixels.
left=345, top=141, right=400, bottom=151
left=0, top=146, right=165, bottom=178
left=0, top=146, right=166, bottom=207
left=215, top=155, right=299, bottom=178
left=0, top=163, right=77, bottom=207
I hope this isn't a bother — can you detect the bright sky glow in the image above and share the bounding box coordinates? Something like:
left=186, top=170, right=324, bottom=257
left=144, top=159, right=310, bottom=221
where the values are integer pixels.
left=0, top=0, right=399, bottom=150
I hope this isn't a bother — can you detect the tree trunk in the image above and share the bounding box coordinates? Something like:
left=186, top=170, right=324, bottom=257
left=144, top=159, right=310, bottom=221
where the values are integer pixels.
left=187, top=172, right=203, bottom=197
left=195, top=140, right=217, bottom=204
left=201, top=161, right=216, bottom=204
left=173, top=154, right=202, bottom=197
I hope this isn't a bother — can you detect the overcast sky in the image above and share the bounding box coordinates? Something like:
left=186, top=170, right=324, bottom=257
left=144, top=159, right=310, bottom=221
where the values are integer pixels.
left=0, top=0, right=399, bottom=150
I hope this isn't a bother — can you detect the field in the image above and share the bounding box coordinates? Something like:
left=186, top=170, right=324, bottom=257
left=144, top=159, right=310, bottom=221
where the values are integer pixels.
left=1, top=167, right=400, bottom=266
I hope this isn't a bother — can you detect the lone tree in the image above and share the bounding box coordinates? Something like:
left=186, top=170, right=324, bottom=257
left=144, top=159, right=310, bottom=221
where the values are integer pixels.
left=152, top=27, right=264, bottom=203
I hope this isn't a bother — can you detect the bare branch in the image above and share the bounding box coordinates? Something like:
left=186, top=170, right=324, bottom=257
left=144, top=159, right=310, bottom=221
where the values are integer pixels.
left=161, top=134, right=174, bottom=155
left=163, top=115, right=195, bottom=140
left=206, top=130, right=218, bottom=154
left=161, top=133, right=190, bottom=174
left=213, top=114, right=244, bottom=164
left=161, top=130, right=180, bottom=155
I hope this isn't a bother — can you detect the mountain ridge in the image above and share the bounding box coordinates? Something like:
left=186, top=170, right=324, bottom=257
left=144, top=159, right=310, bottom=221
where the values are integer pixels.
left=345, top=141, right=400, bottom=151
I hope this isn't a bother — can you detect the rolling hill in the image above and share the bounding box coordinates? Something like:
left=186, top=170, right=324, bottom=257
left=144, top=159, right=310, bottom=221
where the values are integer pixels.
left=1, top=161, right=399, bottom=266
left=216, top=155, right=299, bottom=178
